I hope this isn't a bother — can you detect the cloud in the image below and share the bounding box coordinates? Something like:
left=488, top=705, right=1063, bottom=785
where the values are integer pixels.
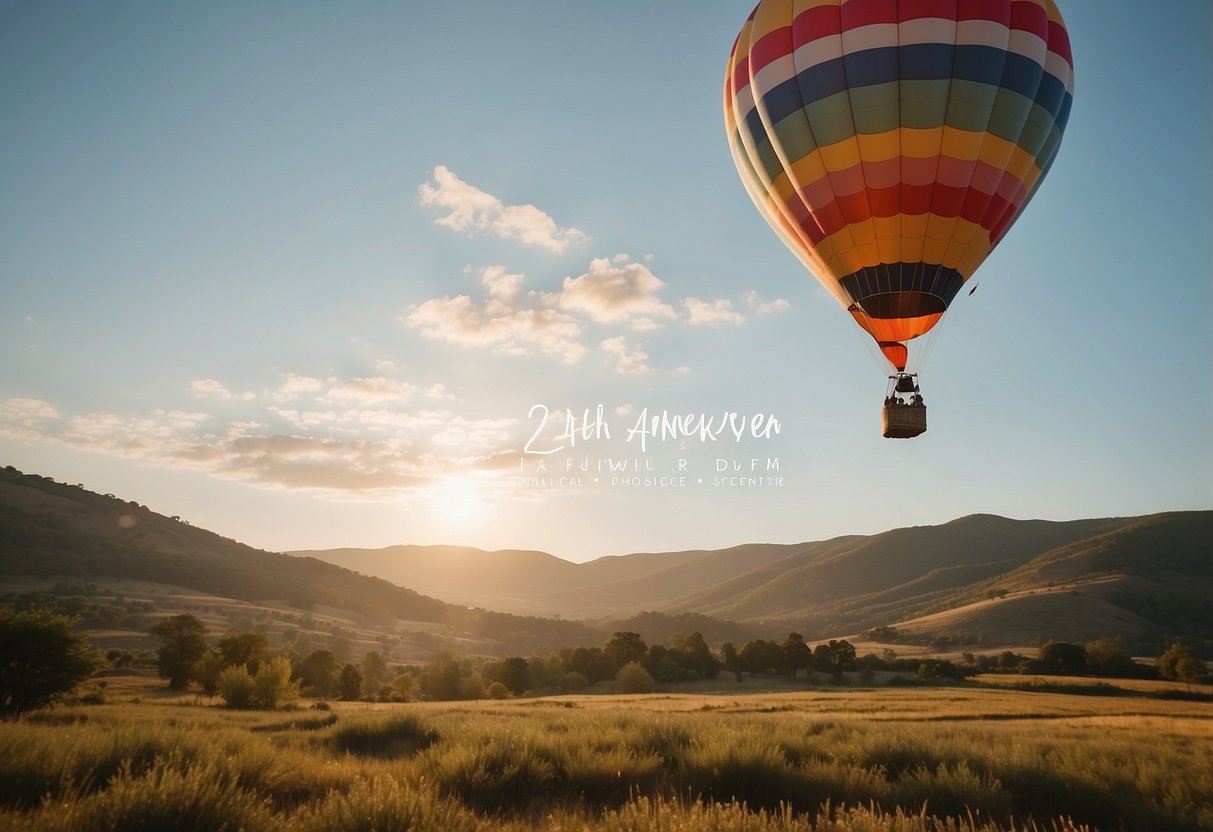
left=418, top=166, right=586, bottom=253
left=742, top=290, right=792, bottom=315
left=0, top=389, right=523, bottom=496
left=275, top=373, right=324, bottom=399
left=684, top=297, right=745, bottom=327
left=559, top=257, right=677, bottom=323
left=0, top=398, right=60, bottom=439
left=600, top=337, right=651, bottom=375
left=403, top=266, right=586, bottom=364
left=190, top=378, right=255, bottom=401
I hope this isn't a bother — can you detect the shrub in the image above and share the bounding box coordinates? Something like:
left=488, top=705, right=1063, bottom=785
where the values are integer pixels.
left=252, top=657, right=299, bottom=710
left=217, top=666, right=256, bottom=709
left=616, top=662, right=655, bottom=694
left=0, top=609, right=98, bottom=717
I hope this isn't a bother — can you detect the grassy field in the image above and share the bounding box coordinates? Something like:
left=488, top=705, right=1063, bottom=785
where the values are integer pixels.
left=1, top=679, right=1210, bottom=832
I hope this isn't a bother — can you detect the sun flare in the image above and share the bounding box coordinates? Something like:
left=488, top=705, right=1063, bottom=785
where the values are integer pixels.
left=430, top=477, right=486, bottom=527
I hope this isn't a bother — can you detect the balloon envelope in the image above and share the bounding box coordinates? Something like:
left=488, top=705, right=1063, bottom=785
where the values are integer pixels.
left=725, top=0, right=1074, bottom=365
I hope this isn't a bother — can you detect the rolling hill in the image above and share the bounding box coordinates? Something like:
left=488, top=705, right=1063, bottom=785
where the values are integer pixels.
left=295, top=512, right=1213, bottom=650
left=3, top=464, right=1209, bottom=654
left=0, top=466, right=601, bottom=655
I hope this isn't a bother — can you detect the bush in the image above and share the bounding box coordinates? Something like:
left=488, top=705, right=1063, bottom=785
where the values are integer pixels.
left=217, top=666, right=256, bottom=709
left=0, top=609, right=98, bottom=717
left=616, top=662, right=655, bottom=694
left=253, top=657, right=299, bottom=710
left=486, top=682, right=511, bottom=700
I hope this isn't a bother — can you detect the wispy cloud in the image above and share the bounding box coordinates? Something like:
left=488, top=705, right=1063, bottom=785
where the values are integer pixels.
left=684, top=297, right=745, bottom=326
left=0, top=380, right=522, bottom=495
left=599, top=336, right=651, bottom=375
left=742, top=290, right=792, bottom=315
left=418, top=166, right=586, bottom=253
left=190, top=378, right=255, bottom=401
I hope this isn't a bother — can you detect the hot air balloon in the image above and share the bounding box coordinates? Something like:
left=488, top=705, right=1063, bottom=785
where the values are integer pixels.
left=724, top=0, right=1074, bottom=438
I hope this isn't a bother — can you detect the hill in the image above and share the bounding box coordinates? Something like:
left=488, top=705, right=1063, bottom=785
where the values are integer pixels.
left=295, top=511, right=1213, bottom=651
left=0, top=465, right=602, bottom=655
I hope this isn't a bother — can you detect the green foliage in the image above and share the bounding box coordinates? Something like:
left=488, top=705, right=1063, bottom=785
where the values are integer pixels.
left=299, top=650, right=338, bottom=699
left=191, top=650, right=224, bottom=697
left=217, top=632, right=268, bottom=674
left=253, top=657, right=300, bottom=710
left=358, top=651, right=387, bottom=697
left=779, top=633, right=810, bottom=678
left=605, top=632, right=648, bottom=668
left=148, top=614, right=208, bottom=689
left=0, top=608, right=98, bottom=717
left=217, top=665, right=256, bottom=709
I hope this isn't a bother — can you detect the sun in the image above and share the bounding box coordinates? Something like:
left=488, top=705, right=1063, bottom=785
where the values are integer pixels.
left=430, top=477, right=486, bottom=527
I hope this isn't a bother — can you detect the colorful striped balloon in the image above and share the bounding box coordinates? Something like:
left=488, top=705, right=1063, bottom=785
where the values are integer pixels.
left=725, top=0, right=1074, bottom=371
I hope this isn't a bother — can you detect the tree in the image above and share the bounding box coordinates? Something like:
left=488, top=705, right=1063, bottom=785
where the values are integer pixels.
left=0, top=608, right=98, bottom=717
left=720, top=642, right=740, bottom=679
left=253, top=656, right=300, bottom=709
left=392, top=672, right=416, bottom=701
left=616, top=661, right=655, bottom=694
left=780, top=632, right=811, bottom=678
left=670, top=632, right=720, bottom=679
left=337, top=663, right=362, bottom=700
left=424, top=652, right=465, bottom=701
left=1038, top=641, right=1087, bottom=676
left=740, top=639, right=781, bottom=674
left=1085, top=638, right=1137, bottom=677
left=300, top=649, right=338, bottom=699
left=218, top=631, right=269, bottom=674
left=498, top=657, right=531, bottom=696
left=360, top=651, right=387, bottom=698
left=149, top=614, right=209, bottom=689
left=814, top=640, right=857, bottom=680
left=191, top=649, right=225, bottom=697
left=605, top=632, right=647, bottom=669
left=1159, top=644, right=1206, bottom=691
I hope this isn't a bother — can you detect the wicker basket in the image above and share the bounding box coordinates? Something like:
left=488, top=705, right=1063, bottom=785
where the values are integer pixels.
left=882, top=404, right=927, bottom=439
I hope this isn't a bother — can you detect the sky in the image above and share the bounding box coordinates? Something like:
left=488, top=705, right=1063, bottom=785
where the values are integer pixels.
left=1, top=1, right=1210, bottom=562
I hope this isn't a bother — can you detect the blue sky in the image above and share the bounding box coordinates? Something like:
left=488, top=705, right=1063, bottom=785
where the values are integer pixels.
left=1, top=1, right=1210, bottom=561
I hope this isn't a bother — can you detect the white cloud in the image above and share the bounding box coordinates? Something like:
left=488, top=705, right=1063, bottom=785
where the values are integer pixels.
left=418, top=166, right=586, bottom=253
left=189, top=378, right=254, bottom=401
left=0, top=398, right=60, bottom=439
left=0, top=392, right=523, bottom=495
left=403, top=267, right=587, bottom=365
left=600, top=336, right=651, bottom=375
left=560, top=257, right=677, bottom=324
left=742, top=290, right=792, bottom=315
left=276, top=373, right=324, bottom=399
left=684, top=297, right=745, bottom=326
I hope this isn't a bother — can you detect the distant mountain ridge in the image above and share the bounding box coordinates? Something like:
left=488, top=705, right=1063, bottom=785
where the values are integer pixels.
left=293, top=511, right=1213, bottom=650
left=2, top=464, right=1208, bottom=653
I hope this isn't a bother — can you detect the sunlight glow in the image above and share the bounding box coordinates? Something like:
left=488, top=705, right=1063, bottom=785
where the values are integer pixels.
left=430, top=477, right=486, bottom=527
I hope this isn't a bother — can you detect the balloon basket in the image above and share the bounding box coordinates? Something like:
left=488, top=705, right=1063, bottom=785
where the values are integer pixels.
left=882, top=403, right=927, bottom=439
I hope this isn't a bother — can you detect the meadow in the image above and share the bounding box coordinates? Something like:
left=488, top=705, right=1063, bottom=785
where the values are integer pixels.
left=0, top=680, right=1209, bottom=832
